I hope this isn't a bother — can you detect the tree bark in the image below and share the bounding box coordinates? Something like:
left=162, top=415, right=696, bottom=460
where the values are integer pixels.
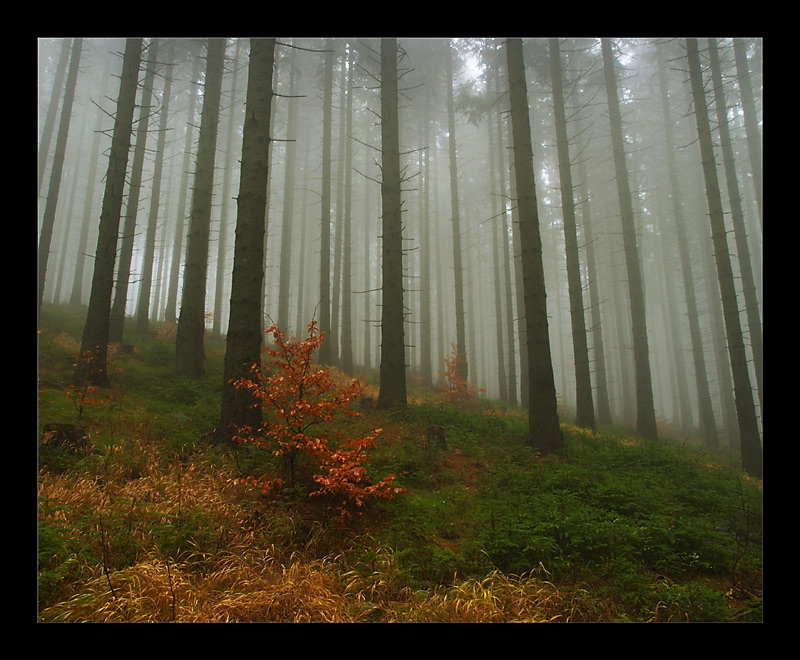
left=505, top=38, right=562, bottom=453
left=109, top=39, right=159, bottom=343
left=419, top=96, right=434, bottom=388
left=136, top=40, right=175, bottom=335
left=576, top=157, right=612, bottom=426
left=38, top=37, right=82, bottom=313
left=601, top=38, right=659, bottom=442
left=686, top=38, right=762, bottom=479
left=549, top=38, right=595, bottom=430
left=164, top=56, right=202, bottom=324
left=212, top=39, right=243, bottom=339
left=70, top=59, right=109, bottom=307
left=656, top=42, right=718, bottom=446
left=175, top=38, right=226, bottom=378
left=708, top=38, right=763, bottom=418
left=340, top=43, right=355, bottom=375
left=493, top=70, right=518, bottom=407
left=277, top=45, right=298, bottom=334
left=444, top=41, right=468, bottom=382
left=318, top=39, right=334, bottom=365
left=38, top=38, right=71, bottom=197
left=732, top=38, right=762, bottom=231
left=215, top=38, right=276, bottom=445
left=376, top=38, right=408, bottom=410
left=78, top=38, right=142, bottom=387
left=486, top=75, right=507, bottom=403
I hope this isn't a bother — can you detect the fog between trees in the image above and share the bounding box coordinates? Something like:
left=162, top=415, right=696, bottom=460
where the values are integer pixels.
left=37, top=38, right=763, bottom=476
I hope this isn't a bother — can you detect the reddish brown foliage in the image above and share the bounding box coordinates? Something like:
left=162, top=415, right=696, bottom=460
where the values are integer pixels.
left=231, top=322, right=404, bottom=520
left=438, top=343, right=485, bottom=407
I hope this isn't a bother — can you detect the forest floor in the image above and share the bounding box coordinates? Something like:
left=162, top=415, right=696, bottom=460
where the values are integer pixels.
left=36, top=304, right=763, bottom=623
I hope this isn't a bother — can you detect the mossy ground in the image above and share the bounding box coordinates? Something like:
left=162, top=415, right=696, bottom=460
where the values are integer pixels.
left=36, top=304, right=762, bottom=622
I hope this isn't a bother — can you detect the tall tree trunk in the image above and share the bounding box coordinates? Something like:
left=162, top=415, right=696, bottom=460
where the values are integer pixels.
left=340, top=43, right=355, bottom=375
left=136, top=40, right=175, bottom=335
left=318, top=38, right=334, bottom=365
left=708, top=38, right=763, bottom=418
left=686, top=39, right=762, bottom=479
left=575, top=155, right=612, bottom=425
left=165, top=56, right=202, bottom=324
left=550, top=38, right=595, bottom=430
left=444, top=41, right=468, bottom=381
left=277, top=45, right=298, bottom=334
left=362, top=144, right=374, bottom=370
left=505, top=38, right=562, bottom=453
left=176, top=38, right=226, bottom=378
left=38, top=38, right=71, bottom=197
left=732, top=38, right=762, bottom=231
left=295, top=147, right=311, bottom=334
left=215, top=38, right=276, bottom=445
left=212, top=39, right=243, bottom=339
left=487, top=85, right=508, bottom=403
left=508, top=144, right=529, bottom=409
left=51, top=136, right=83, bottom=304
left=376, top=38, right=407, bottom=410
left=601, top=38, right=659, bottom=442
left=331, top=52, right=349, bottom=365
left=656, top=42, right=718, bottom=446
left=493, top=76, right=518, bottom=407
left=70, top=60, right=109, bottom=306
left=419, top=97, right=434, bottom=388
left=109, top=38, right=159, bottom=343
left=78, top=38, right=142, bottom=387
left=38, top=37, right=82, bottom=313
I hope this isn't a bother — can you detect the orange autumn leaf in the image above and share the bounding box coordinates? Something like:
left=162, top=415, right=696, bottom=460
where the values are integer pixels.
left=230, top=321, right=405, bottom=521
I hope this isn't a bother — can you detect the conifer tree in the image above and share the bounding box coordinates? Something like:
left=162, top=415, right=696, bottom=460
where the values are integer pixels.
left=78, top=38, right=142, bottom=387
left=216, top=38, right=276, bottom=444
left=686, top=38, right=762, bottom=479
left=505, top=38, right=562, bottom=453
left=376, top=38, right=408, bottom=410
left=175, top=38, right=226, bottom=378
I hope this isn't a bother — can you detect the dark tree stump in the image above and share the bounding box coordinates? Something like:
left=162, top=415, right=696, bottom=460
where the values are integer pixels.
left=40, top=423, right=93, bottom=453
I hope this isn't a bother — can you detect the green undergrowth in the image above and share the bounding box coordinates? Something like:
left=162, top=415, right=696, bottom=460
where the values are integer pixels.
left=36, top=304, right=762, bottom=622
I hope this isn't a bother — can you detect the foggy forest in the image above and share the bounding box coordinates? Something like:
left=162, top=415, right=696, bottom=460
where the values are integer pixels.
left=37, top=37, right=763, bottom=622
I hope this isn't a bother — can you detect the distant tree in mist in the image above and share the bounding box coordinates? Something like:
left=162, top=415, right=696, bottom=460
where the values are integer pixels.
left=444, top=40, right=469, bottom=383
left=686, top=38, right=762, bottom=480
left=732, top=38, right=762, bottom=231
left=655, top=41, right=718, bottom=447
left=601, top=38, right=659, bottom=443
left=318, top=38, right=335, bottom=366
left=38, top=38, right=82, bottom=313
left=42, top=37, right=761, bottom=468
left=707, top=38, right=763, bottom=416
left=136, top=40, right=175, bottom=336
left=549, top=37, right=595, bottom=431
left=164, top=53, right=203, bottom=325
left=109, top=39, right=160, bottom=343
left=175, top=38, right=226, bottom=378
left=78, top=38, right=143, bottom=387
left=277, top=44, right=299, bottom=336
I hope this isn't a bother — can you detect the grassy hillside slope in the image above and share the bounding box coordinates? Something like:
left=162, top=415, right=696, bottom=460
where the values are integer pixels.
left=36, top=304, right=762, bottom=622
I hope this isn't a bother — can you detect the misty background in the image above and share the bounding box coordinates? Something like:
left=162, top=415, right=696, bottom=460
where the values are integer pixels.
left=37, top=37, right=763, bottom=450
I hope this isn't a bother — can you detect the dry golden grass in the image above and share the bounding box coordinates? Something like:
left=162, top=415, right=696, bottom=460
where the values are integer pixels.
left=40, top=534, right=616, bottom=622
left=38, top=436, right=620, bottom=623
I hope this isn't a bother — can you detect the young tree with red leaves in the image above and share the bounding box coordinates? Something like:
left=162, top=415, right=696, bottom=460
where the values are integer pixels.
left=438, top=343, right=485, bottom=407
left=232, top=322, right=403, bottom=520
